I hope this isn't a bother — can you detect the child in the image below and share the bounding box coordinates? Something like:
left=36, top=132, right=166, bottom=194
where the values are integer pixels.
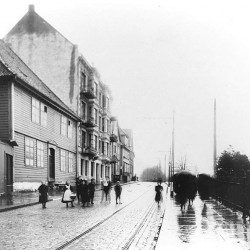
left=114, top=181, right=122, bottom=204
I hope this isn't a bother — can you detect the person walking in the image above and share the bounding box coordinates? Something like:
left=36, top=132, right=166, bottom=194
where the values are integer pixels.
left=104, top=176, right=112, bottom=203
left=100, top=177, right=105, bottom=203
left=62, top=181, right=75, bottom=208
left=81, top=179, right=90, bottom=207
left=76, top=177, right=82, bottom=203
left=88, top=178, right=96, bottom=205
left=155, top=181, right=163, bottom=207
left=38, top=181, right=48, bottom=209
left=114, top=181, right=122, bottom=204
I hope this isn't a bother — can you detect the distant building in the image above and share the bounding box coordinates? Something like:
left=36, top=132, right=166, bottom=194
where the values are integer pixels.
left=0, top=40, right=80, bottom=193
left=119, top=128, right=135, bottom=182
left=4, top=5, right=135, bottom=185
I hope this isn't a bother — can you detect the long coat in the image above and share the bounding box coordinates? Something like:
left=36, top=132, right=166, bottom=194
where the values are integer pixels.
left=155, top=185, right=163, bottom=202
left=38, top=184, right=48, bottom=203
left=80, top=183, right=89, bottom=203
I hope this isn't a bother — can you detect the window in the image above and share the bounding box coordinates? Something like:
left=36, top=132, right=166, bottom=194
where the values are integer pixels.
left=107, top=120, right=109, bottom=134
left=89, top=106, right=92, bottom=118
left=82, top=102, right=86, bottom=120
left=107, top=143, right=109, bottom=156
left=99, top=140, right=101, bottom=152
left=32, top=98, right=40, bottom=124
left=99, top=93, right=102, bottom=106
left=85, top=160, right=88, bottom=176
left=82, top=131, right=86, bottom=148
left=81, top=72, right=87, bottom=90
left=68, top=152, right=73, bottom=173
left=94, top=135, right=98, bottom=150
left=81, top=159, right=84, bottom=176
left=61, top=116, right=67, bottom=136
left=101, top=165, right=103, bottom=177
left=25, top=137, right=34, bottom=167
left=102, top=118, right=105, bottom=132
left=68, top=120, right=73, bottom=138
left=32, top=98, right=47, bottom=126
left=41, top=103, right=47, bottom=127
left=106, top=97, right=109, bottom=110
left=91, top=162, right=94, bottom=176
left=99, top=116, right=102, bottom=130
left=102, top=141, right=105, bottom=154
left=94, top=108, right=98, bottom=124
left=102, top=95, right=106, bottom=108
left=93, top=82, right=97, bottom=96
left=60, top=149, right=66, bottom=171
left=37, top=141, right=44, bottom=168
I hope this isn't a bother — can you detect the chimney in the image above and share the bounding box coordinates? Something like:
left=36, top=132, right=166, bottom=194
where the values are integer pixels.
left=29, top=4, right=35, bottom=12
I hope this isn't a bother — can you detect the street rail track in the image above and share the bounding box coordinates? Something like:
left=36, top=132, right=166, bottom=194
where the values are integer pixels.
left=55, top=185, right=160, bottom=250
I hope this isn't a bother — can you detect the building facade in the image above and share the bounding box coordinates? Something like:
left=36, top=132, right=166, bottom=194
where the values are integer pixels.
left=4, top=5, right=135, bottom=185
left=0, top=40, right=80, bottom=193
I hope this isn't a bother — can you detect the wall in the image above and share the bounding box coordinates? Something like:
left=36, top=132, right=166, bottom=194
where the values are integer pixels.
left=5, top=33, right=80, bottom=114
left=0, top=141, right=13, bottom=194
left=13, top=85, right=77, bottom=189
left=0, top=81, right=11, bottom=141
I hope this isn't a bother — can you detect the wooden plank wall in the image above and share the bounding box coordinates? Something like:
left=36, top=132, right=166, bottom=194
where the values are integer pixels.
left=13, top=85, right=77, bottom=183
left=0, top=81, right=10, bottom=141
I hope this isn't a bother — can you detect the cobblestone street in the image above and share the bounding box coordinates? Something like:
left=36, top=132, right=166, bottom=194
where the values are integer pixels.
left=0, top=182, right=164, bottom=250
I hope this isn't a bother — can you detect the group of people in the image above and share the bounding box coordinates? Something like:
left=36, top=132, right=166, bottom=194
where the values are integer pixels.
left=38, top=176, right=123, bottom=209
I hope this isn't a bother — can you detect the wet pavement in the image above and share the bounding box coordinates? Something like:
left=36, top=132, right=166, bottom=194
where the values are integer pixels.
left=0, top=190, right=63, bottom=212
left=0, top=182, right=158, bottom=250
left=156, top=190, right=250, bottom=250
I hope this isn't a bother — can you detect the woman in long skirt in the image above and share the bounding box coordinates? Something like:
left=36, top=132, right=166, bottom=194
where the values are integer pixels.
left=38, top=181, right=48, bottom=209
left=155, top=181, right=163, bottom=207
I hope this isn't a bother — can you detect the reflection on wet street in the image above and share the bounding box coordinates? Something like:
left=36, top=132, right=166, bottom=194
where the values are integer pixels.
left=156, top=193, right=250, bottom=250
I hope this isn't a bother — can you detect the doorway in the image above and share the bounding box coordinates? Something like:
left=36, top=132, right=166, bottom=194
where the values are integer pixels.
left=49, top=148, right=55, bottom=180
left=5, top=153, right=13, bottom=192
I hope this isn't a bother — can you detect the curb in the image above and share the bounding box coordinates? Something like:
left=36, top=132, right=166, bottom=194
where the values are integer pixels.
left=0, top=198, right=54, bottom=213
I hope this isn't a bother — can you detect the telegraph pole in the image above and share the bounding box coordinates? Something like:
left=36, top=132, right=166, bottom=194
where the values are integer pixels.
left=213, top=99, right=217, bottom=177
left=170, top=111, right=175, bottom=197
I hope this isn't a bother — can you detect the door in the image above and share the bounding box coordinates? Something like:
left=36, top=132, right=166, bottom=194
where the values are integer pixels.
left=5, top=154, right=13, bottom=192
left=49, top=148, right=55, bottom=180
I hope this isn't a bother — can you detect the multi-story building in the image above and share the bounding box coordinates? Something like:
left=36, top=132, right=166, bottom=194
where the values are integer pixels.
left=4, top=5, right=135, bottom=185
left=119, top=128, right=135, bottom=182
left=0, top=40, right=80, bottom=193
left=4, top=5, right=116, bottom=184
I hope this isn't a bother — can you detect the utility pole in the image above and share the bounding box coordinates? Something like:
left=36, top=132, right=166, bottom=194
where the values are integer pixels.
left=214, top=99, right=217, bottom=177
left=170, top=111, right=175, bottom=197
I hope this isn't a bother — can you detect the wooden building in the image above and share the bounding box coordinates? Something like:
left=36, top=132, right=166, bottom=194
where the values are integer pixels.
left=0, top=40, right=80, bottom=193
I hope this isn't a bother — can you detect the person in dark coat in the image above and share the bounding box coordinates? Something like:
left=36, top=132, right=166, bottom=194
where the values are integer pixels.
left=81, top=179, right=90, bottom=207
left=155, top=181, right=163, bottom=207
left=88, top=178, right=95, bottom=204
left=114, top=181, right=122, bottom=204
left=76, top=177, right=82, bottom=203
left=103, top=176, right=112, bottom=203
left=38, top=181, right=48, bottom=209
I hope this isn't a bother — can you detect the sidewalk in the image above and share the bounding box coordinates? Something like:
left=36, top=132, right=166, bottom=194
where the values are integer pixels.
left=0, top=190, right=62, bottom=212
left=0, top=181, right=136, bottom=212
left=156, top=192, right=250, bottom=250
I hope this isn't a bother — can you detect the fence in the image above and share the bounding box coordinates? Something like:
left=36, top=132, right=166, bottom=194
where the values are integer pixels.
left=199, top=173, right=250, bottom=217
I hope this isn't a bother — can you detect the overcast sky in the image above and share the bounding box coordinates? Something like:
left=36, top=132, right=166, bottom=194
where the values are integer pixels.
left=1, top=0, right=250, bottom=176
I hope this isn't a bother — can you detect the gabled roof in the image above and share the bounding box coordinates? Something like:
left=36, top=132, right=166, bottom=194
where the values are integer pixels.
left=0, top=39, right=79, bottom=120
left=6, top=5, right=73, bottom=45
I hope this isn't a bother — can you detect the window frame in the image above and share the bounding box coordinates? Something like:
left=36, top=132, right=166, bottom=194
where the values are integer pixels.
left=25, top=137, right=34, bottom=167
left=37, top=141, right=44, bottom=168
left=60, top=149, right=66, bottom=172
